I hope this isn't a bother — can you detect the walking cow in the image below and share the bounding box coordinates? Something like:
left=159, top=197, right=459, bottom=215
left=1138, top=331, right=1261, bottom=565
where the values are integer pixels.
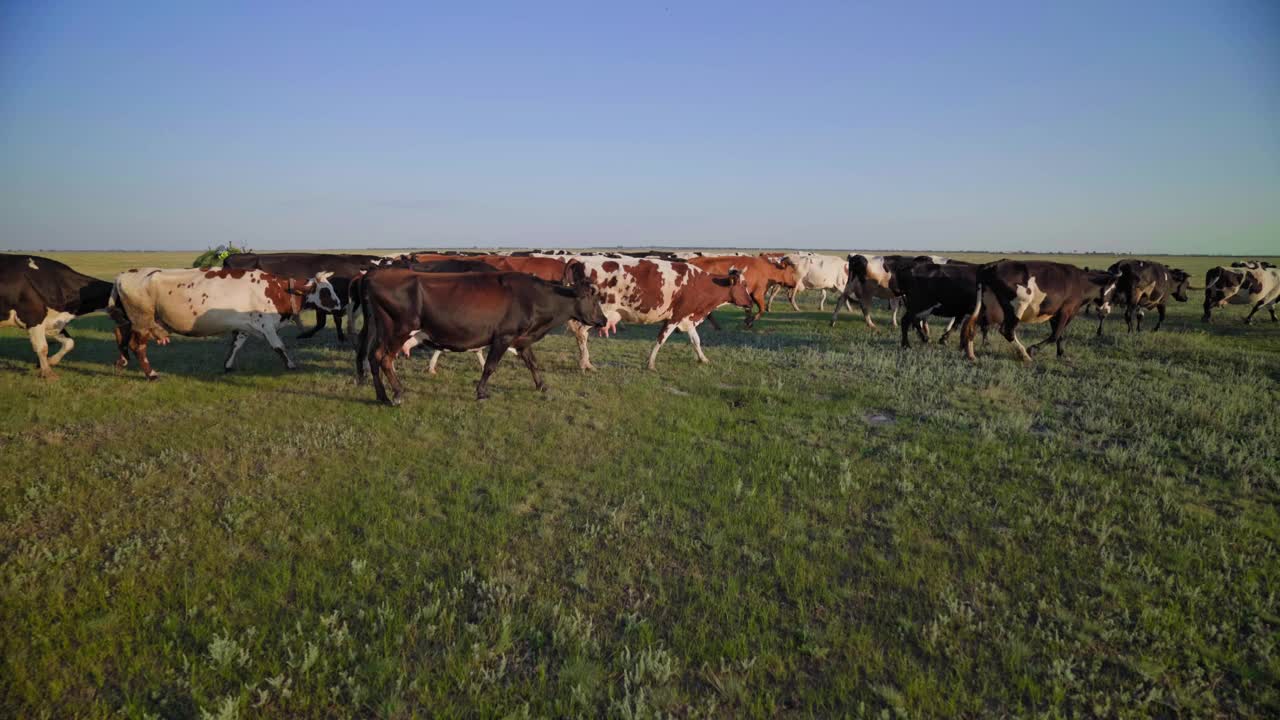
left=0, top=254, right=113, bottom=378
left=1203, top=264, right=1280, bottom=324
left=962, top=260, right=1117, bottom=363
left=111, top=267, right=342, bottom=378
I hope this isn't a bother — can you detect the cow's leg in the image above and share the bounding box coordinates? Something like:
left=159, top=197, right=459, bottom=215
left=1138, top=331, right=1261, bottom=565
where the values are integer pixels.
left=130, top=331, right=157, bottom=380
left=354, top=320, right=370, bottom=384
left=333, top=309, right=346, bottom=344
left=1243, top=301, right=1264, bottom=324
left=427, top=350, right=443, bottom=375
left=114, top=323, right=132, bottom=371
left=890, top=296, right=902, bottom=328
left=1029, top=314, right=1072, bottom=358
left=788, top=287, right=802, bottom=312
left=1124, top=304, right=1136, bottom=333
left=765, top=284, right=780, bottom=312
left=27, top=325, right=55, bottom=379
left=704, top=312, right=722, bottom=331
left=1152, top=304, right=1166, bottom=332
left=647, top=323, right=678, bottom=370
left=1095, top=304, right=1108, bottom=336
left=46, top=326, right=75, bottom=367
left=999, top=316, right=1033, bottom=363
left=1269, top=304, right=1278, bottom=322
left=683, top=320, right=710, bottom=363
left=260, top=324, right=296, bottom=370
left=517, top=345, right=546, bottom=392
left=371, top=345, right=403, bottom=406
left=297, top=310, right=326, bottom=339
left=900, top=313, right=912, bottom=348
left=937, top=317, right=957, bottom=344
left=818, top=289, right=829, bottom=312
left=567, top=320, right=595, bottom=371
left=829, top=283, right=854, bottom=326
left=1135, top=308, right=1146, bottom=333
left=223, top=331, right=249, bottom=371
left=475, top=339, right=510, bottom=400
left=743, top=290, right=765, bottom=329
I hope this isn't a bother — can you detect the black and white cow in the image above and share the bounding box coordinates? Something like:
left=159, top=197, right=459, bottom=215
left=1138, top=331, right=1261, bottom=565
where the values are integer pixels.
left=1095, top=259, right=1191, bottom=334
left=1203, top=265, right=1280, bottom=324
left=962, top=260, right=1117, bottom=363
left=1, top=254, right=114, bottom=378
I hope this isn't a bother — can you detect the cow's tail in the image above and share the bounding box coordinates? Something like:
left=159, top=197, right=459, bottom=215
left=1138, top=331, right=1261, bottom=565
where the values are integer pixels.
left=961, top=280, right=984, bottom=361
left=347, top=273, right=365, bottom=346
left=354, top=273, right=375, bottom=381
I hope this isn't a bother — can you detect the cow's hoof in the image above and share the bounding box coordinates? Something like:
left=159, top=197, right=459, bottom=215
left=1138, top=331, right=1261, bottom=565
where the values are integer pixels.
left=390, top=396, right=402, bottom=407
left=38, top=369, right=59, bottom=380
left=146, top=373, right=160, bottom=381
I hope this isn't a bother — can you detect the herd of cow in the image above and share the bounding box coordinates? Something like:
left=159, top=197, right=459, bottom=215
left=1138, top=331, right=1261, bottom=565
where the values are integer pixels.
left=2, top=250, right=1278, bottom=405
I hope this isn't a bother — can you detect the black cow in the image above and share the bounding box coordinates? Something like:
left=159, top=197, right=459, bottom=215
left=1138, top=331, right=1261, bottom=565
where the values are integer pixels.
left=1, top=254, right=114, bottom=378
left=962, top=260, right=1117, bottom=363
left=355, top=268, right=607, bottom=405
left=221, top=253, right=381, bottom=341
left=897, top=262, right=999, bottom=349
left=831, top=254, right=954, bottom=328
left=1095, top=259, right=1190, bottom=334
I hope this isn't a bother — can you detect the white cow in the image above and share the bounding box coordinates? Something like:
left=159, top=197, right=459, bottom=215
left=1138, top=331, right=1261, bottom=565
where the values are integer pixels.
left=111, top=267, right=341, bottom=378
left=765, top=252, right=851, bottom=311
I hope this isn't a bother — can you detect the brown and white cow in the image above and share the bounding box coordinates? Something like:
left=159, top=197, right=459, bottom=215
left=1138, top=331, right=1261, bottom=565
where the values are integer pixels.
left=110, top=267, right=342, bottom=378
left=961, top=260, right=1117, bottom=363
left=1202, top=265, right=1280, bottom=324
left=550, top=255, right=755, bottom=370
left=687, top=255, right=797, bottom=327
left=1095, top=259, right=1190, bottom=334
left=1, top=254, right=114, bottom=378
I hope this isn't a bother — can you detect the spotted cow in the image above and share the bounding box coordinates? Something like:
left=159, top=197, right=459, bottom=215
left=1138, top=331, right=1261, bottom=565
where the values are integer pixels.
left=1203, top=265, right=1280, bottom=324
left=1, top=254, right=114, bottom=378
left=111, top=267, right=342, bottom=378
left=961, top=260, right=1117, bottom=362
left=551, top=255, right=755, bottom=370
left=830, top=254, right=952, bottom=328
left=1095, top=259, right=1191, bottom=334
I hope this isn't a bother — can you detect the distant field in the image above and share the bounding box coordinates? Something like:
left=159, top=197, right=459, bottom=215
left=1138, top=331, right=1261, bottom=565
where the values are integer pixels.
left=2, top=249, right=1279, bottom=717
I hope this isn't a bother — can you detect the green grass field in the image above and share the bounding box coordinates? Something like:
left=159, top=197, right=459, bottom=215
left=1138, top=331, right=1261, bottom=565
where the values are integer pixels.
left=3, top=251, right=1279, bottom=718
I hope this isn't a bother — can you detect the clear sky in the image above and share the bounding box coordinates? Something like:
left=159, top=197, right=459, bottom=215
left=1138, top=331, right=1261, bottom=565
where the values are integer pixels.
left=1, top=1, right=1277, bottom=253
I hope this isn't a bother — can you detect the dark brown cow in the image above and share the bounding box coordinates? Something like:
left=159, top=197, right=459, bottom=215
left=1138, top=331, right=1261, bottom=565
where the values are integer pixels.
left=355, top=269, right=607, bottom=405
left=1, top=254, right=114, bottom=378
left=1095, top=259, right=1190, bottom=334
left=961, top=260, right=1118, bottom=362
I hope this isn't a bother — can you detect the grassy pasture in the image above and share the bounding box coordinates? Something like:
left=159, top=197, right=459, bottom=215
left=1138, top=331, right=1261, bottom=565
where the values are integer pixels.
left=2, top=250, right=1279, bottom=718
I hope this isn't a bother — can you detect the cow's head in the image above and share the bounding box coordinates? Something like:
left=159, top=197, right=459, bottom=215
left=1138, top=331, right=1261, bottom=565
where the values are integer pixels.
left=1202, top=267, right=1248, bottom=321
left=292, top=271, right=342, bottom=315
left=1169, top=269, right=1191, bottom=302
left=713, top=268, right=753, bottom=308
left=767, top=255, right=799, bottom=287
left=558, top=270, right=608, bottom=328
left=1084, top=270, right=1120, bottom=316
left=847, top=254, right=869, bottom=281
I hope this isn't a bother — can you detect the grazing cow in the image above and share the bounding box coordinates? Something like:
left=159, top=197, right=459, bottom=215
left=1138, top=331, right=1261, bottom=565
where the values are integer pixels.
left=111, top=267, right=342, bottom=378
left=1203, top=265, right=1280, bottom=323
left=0, top=254, right=114, bottom=378
left=355, top=269, right=607, bottom=404
left=765, top=252, right=851, bottom=311
left=1231, top=261, right=1277, bottom=270
left=830, top=254, right=951, bottom=328
left=897, top=263, right=1000, bottom=349
left=552, top=255, right=755, bottom=370
left=222, top=253, right=381, bottom=341
left=961, top=260, right=1117, bottom=362
left=687, top=255, right=796, bottom=327
left=1095, top=259, right=1191, bottom=334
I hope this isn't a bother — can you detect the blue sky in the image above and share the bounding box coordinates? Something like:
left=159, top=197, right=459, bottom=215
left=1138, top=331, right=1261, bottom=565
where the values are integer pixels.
left=1, top=1, right=1276, bottom=252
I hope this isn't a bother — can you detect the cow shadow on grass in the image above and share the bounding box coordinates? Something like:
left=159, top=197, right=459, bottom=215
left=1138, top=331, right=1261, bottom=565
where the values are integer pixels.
left=0, top=314, right=350, bottom=383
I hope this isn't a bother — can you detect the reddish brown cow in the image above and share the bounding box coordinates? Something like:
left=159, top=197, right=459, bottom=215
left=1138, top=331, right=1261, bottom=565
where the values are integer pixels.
left=687, top=255, right=797, bottom=327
